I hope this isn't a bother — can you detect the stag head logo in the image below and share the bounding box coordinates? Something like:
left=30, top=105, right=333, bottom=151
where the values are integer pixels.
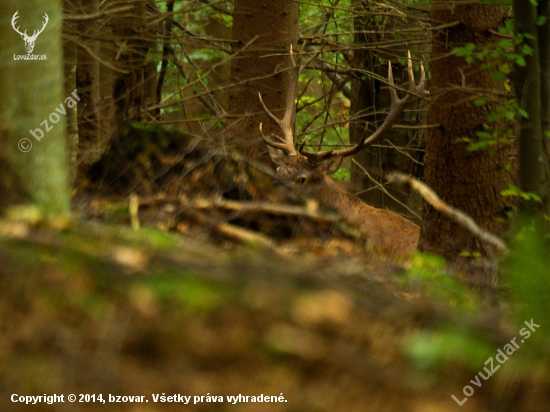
left=11, top=11, right=49, bottom=54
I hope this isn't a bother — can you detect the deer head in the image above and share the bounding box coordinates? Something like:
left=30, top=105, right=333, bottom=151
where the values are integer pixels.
left=12, top=11, right=49, bottom=54
left=259, top=51, right=426, bottom=191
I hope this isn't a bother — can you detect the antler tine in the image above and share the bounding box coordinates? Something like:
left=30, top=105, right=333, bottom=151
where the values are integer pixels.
left=37, top=13, right=49, bottom=35
left=258, top=91, right=297, bottom=156
left=301, top=52, right=427, bottom=161
left=258, top=46, right=300, bottom=157
left=11, top=11, right=26, bottom=36
left=29, top=13, right=49, bottom=39
left=259, top=122, right=295, bottom=154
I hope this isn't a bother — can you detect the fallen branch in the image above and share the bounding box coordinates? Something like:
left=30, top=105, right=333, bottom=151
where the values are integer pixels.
left=191, top=198, right=339, bottom=223
left=386, top=171, right=508, bottom=255
left=179, top=204, right=290, bottom=254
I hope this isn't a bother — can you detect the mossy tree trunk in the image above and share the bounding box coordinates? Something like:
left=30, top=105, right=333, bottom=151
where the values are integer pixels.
left=0, top=0, right=70, bottom=218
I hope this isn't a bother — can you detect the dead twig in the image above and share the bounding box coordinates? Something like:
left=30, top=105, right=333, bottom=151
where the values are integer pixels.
left=191, top=198, right=339, bottom=223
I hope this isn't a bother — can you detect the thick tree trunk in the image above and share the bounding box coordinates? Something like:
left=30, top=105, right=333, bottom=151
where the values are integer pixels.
left=419, top=4, right=511, bottom=261
left=227, top=0, right=299, bottom=165
left=0, top=0, right=70, bottom=218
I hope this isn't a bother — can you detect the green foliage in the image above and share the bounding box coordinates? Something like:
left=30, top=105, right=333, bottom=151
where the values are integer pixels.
left=401, top=252, right=480, bottom=309
left=501, top=184, right=543, bottom=203
left=407, top=328, right=495, bottom=370
left=300, top=0, right=353, bottom=42
left=407, top=219, right=550, bottom=371
left=452, top=20, right=531, bottom=69
left=141, top=275, right=229, bottom=313
left=332, top=166, right=350, bottom=181
left=295, top=71, right=351, bottom=182
left=502, top=214, right=550, bottom=354
left=457, top=100, right=524, bottom=152
left=449, top=18, right=531, bottom=155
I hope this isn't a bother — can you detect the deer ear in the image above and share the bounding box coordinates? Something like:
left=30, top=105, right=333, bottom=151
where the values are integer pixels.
left=266, top=147, right=286, bottom=166
left=319, top=156, right=343, bottom=175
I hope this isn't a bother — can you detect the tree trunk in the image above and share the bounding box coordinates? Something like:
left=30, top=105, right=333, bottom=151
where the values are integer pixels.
left=73, top=0, right=117, bottom=168
left=64, top=0, right=79, bottom=185
left=111, top=1, right=157, bottom=128
left=512, top=0, right=550, bottom=240
left=419, top=4, right=511, bottom=262
left=227, top=0, right=299, bottom=165
left=0, top=0, right=70, bottom=218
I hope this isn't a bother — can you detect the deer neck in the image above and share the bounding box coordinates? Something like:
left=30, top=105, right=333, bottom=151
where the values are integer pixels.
left=315, top=177, right=376, bottom=214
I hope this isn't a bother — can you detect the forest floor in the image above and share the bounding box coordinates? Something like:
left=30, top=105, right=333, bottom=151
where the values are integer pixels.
left=1, top=211, right=549, bottom=412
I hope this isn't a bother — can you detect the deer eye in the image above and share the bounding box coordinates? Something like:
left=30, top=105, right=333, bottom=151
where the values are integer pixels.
left=296, top=176, right=307, bottom=185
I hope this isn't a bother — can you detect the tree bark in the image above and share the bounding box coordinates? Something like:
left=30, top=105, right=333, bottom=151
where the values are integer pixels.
left=512, top=0, right=550, bottom=239
left=227, top=0, right=300, bottom=165
left=419, top=4, right=511, bottom=261
left=0, top=0, right=70, bottom=218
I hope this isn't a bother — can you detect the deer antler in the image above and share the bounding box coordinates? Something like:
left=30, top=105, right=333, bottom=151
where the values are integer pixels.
left=11, top=11, right=26, bottom=37
left=258, top=45, right=306, bottom=158
left=301, top=51, right=427, bottom=163
left=11, top=11, right=49, bottom=39
left=258, top=82, right=298, bottom=156
left=32, top=13, right=49, bottom=39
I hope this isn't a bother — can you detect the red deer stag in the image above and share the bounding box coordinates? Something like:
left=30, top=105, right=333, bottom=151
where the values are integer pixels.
left=259, top=52, right=427, bottom=258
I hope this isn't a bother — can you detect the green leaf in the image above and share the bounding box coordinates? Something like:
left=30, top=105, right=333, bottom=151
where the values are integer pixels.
left=474, top=98, right=486, bottom=106
left=518, top=108, right=529, bottom=118
left=521, top=44, right=534, bottom=56
left=497, top=39, right=514, bottom=49
left=537, top=16, right=547, bottom=26
left=491, top=70, right=505, bottom=82
left=476, top=131, right=492, bottom=140
left=487, top=114, right=501, bottom=122
left=501, top=184, right=542, bottom=202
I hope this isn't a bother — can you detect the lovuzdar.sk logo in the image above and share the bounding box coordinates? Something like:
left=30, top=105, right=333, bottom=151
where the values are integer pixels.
left=12, top=10, right=49, bottom=60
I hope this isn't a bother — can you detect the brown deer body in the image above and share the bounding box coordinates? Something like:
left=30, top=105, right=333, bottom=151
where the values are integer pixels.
left=259, top=52, right=426, bottom=258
